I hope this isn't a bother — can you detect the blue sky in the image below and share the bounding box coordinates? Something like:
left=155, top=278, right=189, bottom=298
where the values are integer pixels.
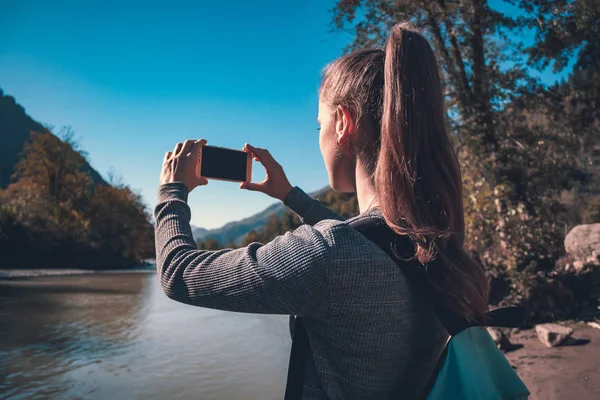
left=0, top=0, right=573, bottom=229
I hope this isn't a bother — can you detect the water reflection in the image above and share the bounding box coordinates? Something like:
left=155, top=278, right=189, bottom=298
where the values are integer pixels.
left=0, top=273, right=290, bottom=399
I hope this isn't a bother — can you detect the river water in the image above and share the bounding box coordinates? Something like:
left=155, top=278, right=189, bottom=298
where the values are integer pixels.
left=0, top=272, right=291, bottom=399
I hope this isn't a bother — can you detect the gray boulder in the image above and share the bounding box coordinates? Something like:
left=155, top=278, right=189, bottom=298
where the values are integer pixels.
left=535, top=323, right=574, bottom=347
left=565, top=224, right=600, bottom=262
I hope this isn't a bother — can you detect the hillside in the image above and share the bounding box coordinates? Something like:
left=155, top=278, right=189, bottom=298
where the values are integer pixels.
left=192, top=186, right=331, bottom=244
left=0, top=90, right=153, bottom=269
left=191, top=226, right=209, bottom=240
left=0, top=88, right=106, bottom=188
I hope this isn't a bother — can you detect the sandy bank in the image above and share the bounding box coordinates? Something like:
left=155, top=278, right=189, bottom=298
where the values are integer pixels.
left=506, top=324, right=600, bottom=399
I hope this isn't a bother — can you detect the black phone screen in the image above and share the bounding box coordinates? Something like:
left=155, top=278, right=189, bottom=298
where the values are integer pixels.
left=201, top=145, right=248, bottom=181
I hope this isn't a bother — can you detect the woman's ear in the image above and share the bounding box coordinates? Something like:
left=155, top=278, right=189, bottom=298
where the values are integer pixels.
left=335, top=105, right=354, bottom=147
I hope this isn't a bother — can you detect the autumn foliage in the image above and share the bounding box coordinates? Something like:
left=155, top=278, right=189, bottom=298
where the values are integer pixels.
left=0, top=129, right=154, bottom=269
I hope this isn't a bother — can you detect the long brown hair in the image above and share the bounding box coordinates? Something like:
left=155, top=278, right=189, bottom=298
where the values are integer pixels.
left=320, top=22, right=489, bottom=322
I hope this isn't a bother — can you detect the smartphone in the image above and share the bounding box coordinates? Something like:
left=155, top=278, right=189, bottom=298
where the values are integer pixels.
left=197, top=145, right=252, bottom=183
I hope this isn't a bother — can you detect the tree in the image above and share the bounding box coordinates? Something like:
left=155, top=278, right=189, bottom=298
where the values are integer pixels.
left=332, top=0, right=533, bottom=153
left=87, top=184, right=155, bottom=265
left=513, top=0, right=600, bottom=72
left=331, top=0, right=528, bottom=262
left=6, top=128, right=94, bottom=247
left=242, top=230, right=261, bottom=246
left=0, top=127, right=154, bottom=268
left=330, top=0, right=599, bottom=271
left=197, top=237, right=222, bottom=250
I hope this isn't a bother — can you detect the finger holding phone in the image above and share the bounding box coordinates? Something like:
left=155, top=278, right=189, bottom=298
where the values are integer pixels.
left=160, top=140, right=293, bottom=201
left=239, top=143, right=293, bottom=201
left=160, top=139, right=209, bottom=192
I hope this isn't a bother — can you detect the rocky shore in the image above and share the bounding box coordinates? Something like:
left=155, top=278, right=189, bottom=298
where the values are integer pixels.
left=505, top=323, right=600, bottom=399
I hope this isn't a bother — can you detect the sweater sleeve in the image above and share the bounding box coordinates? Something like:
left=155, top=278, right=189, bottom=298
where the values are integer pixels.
left=283, top=186, right=344, bottom=226
left=154, top=182, right=332, bottom=317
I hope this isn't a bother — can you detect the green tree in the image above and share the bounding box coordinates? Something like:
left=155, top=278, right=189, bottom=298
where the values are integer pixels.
left=514, top=0, right=600, bottom=72
left=197, top=237, right=223, bottom=250
left=242, top=230, right=261, bottom=246
left=0, top=127, right=154, bottom=268
left=3, top=128, right=94, bottom=250
left=330, top=0, right=599, bottom=272
left=87, top=183, right=155, bottom=266
left=332, top=0, right=531, bottom=152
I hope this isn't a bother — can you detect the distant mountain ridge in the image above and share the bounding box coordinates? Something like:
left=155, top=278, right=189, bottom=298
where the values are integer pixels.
left=192, top=186, right=331, bottom=245
left=0, top=88, right=106, bottom=188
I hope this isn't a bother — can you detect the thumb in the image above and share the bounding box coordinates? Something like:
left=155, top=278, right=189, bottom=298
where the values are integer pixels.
left=193, top=175, right=208, bottom=188
left=239, top=181, right=264, bottom=192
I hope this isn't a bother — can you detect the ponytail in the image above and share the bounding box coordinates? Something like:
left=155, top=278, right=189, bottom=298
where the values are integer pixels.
left=375, top=23, right=489, bottom=322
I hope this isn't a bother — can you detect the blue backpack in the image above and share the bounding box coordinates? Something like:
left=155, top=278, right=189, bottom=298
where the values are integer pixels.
left=285, top=217, right=529, bottom=399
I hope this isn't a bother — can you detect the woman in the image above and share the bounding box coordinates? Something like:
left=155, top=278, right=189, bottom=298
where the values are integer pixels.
left=156, top=22, right=489, bottom=399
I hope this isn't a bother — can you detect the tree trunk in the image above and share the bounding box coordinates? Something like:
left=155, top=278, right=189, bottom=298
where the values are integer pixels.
left=470, top=0, right=498, bottom=153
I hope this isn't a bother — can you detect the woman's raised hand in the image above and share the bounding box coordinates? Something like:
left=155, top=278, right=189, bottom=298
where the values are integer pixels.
left=240, top=144, right=293, bottom=201
left=160, top=139, right=208, bottom=192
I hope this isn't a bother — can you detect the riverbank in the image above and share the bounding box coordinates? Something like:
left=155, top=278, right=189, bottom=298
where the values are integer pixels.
left=506, top=323, right=600, bottom=399
left=0, top=264, right=156, bottom=280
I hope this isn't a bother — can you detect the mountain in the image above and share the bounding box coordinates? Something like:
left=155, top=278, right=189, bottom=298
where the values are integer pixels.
left=192, top=186, right=331, bottom=245
left=0, top=90, right=154, bottom=269
left=0, top=88, right=106, bottom=188
left=191, top=226, right=209, bottom=240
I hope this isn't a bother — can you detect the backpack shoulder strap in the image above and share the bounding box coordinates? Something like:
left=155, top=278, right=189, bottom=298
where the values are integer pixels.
left=284, top=316, right=308, bottom=400
left=349, top=216, right=473, bottom=336
left=349, top=216, right=526, bottom=331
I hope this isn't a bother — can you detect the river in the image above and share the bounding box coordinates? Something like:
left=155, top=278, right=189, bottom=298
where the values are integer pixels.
left=0, top=272, right=291, bottom=399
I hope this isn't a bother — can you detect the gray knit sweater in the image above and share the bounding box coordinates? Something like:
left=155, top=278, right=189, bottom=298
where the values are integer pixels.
left=154, top=183, right=447, bottom=399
